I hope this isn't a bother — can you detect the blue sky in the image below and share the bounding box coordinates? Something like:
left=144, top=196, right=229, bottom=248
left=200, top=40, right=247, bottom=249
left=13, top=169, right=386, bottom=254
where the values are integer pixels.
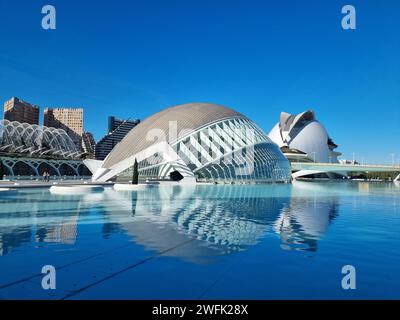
left=0, top=0, right=399, bottom=164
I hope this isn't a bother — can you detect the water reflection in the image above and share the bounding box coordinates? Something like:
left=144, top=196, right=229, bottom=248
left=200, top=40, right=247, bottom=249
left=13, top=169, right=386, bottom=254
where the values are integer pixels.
left=274, top=198, right=339, bottom=252
left=0, top=190, right=82, bottom=255
left=0, top=182, right=372, bottom=259
left=102, top=184, right=341, bottom=256
left=100, top=185, right=289, bottom=262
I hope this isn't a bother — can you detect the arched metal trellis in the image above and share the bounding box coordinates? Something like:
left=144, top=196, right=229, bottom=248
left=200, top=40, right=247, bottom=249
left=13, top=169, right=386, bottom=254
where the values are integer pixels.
left=0, top=156, right=84, bottom=177
left=0, top=119, right=83, bottom=159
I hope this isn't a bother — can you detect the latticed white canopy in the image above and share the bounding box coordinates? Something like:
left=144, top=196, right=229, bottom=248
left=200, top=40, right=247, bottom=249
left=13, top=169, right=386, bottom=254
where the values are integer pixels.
left=0, top=119, right=80, bottom=159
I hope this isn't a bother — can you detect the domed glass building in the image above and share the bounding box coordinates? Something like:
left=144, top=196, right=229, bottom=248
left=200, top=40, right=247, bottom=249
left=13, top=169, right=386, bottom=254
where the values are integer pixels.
left=89, top=103, right=291, bottom=183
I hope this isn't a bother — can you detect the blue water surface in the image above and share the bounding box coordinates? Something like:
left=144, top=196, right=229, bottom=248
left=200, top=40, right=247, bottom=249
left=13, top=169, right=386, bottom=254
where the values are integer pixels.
left=0, top=181, right=399, bottom=299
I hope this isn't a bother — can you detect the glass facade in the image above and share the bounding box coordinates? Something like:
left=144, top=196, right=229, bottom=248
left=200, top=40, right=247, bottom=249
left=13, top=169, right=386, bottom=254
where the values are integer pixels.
left=195, top=143, right=291, bottom=183
left=118, top=117, right=291, bottom=183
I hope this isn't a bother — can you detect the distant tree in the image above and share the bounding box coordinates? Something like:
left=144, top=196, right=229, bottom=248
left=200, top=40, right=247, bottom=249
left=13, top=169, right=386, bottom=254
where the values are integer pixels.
left=131, top=158, right=139, bottom=185
left=348, top=171, right=400, bottom=181
left=0, top=159, right=4, bottom=180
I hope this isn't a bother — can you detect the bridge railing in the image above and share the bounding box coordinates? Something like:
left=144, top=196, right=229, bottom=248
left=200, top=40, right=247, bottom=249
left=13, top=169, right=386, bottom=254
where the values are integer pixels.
left=291, top=162, right=400, bottom=170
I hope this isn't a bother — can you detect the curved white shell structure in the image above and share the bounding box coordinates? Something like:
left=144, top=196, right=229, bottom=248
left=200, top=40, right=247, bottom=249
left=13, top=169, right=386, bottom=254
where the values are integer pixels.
left=91, top=103, right=291, bottom=183
left=268, top=110, right=341, bottom=163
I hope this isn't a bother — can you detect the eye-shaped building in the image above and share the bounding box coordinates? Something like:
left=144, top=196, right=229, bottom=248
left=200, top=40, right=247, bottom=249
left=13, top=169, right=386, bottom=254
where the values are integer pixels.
left=89, top=103, right=291, bottom=183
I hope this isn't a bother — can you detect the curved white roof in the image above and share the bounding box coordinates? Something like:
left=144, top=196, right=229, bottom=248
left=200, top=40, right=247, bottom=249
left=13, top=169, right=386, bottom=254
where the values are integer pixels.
left=102, top=103, right=247, bottom=168
left=268, top=110, right=340, bottom=163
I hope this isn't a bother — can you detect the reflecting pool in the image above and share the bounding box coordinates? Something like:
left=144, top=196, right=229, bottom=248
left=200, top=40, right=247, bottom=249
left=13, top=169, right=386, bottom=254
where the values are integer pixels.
left=1, top=181, right=400, bottom=299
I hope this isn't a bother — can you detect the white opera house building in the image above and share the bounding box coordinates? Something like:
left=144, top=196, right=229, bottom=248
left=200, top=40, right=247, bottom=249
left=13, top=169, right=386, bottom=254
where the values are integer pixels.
left=268, top=110, right=342, bottom=164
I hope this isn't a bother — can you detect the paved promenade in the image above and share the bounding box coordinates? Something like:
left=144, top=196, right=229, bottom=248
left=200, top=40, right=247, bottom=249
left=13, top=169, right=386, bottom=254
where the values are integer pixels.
left=0, top=179, right=113, bottom=189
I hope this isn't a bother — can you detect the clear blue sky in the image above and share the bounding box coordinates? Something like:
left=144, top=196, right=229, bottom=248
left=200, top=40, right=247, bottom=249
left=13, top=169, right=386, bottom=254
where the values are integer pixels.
left=0, top=0, right=399, bottom=164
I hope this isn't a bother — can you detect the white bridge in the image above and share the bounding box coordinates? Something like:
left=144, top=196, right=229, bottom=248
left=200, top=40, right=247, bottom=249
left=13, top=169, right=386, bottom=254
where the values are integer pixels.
left=291, top=162, right=400, bottom=180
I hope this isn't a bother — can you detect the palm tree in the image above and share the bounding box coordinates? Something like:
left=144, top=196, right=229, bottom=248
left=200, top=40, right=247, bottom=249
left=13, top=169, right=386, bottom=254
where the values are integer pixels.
left=131, top=158, right=138, bottom=185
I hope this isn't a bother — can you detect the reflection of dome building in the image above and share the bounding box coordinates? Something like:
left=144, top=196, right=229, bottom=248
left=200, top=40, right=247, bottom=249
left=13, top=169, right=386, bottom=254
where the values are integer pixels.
left=0, top=183, right=340, bottom=260
left=103, top=183, right=339, bottom=258
left=89, top=103, right=291, bottom=183
left=268, top=110, right=341, bottom=164
left=100, top=185, right=287, bottom=263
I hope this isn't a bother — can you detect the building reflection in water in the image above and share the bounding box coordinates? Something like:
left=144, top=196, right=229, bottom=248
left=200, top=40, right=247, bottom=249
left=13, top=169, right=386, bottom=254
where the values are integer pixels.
left=0, top=190, right=80, bottom=256
left=274, top=198, right=339, bottom=252
left=275, top=181, right=341, bottom=252
left=101, top=183, right=340, bottom=260
left=100, top=185, right=289, bottom=263
left=0, top=182, right=343, bottom=259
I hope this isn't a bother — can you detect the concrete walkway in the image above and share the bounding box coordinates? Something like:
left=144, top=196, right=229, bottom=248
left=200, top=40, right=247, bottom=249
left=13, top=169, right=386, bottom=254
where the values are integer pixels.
left=0, top=179, right=113, bottom=189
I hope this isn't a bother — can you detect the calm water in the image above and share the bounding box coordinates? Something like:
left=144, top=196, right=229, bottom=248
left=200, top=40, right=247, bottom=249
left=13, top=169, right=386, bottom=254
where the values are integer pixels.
left=0, top=181, right=400, bottom=299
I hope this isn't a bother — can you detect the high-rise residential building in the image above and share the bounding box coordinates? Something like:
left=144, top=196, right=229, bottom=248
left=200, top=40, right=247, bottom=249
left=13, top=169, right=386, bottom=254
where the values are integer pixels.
left=82, top=131, right=96, bottom=157
left=95, top=116, right=140, bottom=160
left=107, top=116, right=139, bottom=134
left=3, top=97, right=39, bottom=125
left=44, top=108, right=84, bottom=149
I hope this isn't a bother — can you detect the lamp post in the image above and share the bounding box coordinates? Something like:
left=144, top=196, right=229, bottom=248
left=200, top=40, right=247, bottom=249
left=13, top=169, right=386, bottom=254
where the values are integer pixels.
left=390, top=153, right=395, bottom=167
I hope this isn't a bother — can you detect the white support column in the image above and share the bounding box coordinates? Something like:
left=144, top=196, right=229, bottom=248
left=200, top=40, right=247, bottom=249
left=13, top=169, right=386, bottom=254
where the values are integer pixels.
left=199, top=130, right=223, bottom=159
left=3, top=159, right=15, bottom=176
left=180, top=142, right=202, bottom=168
left=62, top=161, right=81, bottom=177
left=48, top=160, right=61, bottom=176
left=219, top=123, right=241, bottom=150
left=209, top=126, right=232, bottom=154
left=75, top=163, right=82, bottom=176
left=25, top=160, right=40, bottom=176
left=222, top=121, right=246, bottom=148
left=189, top=135, right=214, bottom=163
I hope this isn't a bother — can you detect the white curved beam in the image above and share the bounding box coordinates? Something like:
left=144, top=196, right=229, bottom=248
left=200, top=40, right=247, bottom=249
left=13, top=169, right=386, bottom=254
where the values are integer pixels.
left=92, top=141, right=195, bottom=182
left=292, top=170, right=326, bottom=180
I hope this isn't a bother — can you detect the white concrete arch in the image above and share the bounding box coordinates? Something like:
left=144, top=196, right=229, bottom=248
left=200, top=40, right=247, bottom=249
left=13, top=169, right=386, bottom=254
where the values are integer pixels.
left=0, top=156, right=85, bottom=177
